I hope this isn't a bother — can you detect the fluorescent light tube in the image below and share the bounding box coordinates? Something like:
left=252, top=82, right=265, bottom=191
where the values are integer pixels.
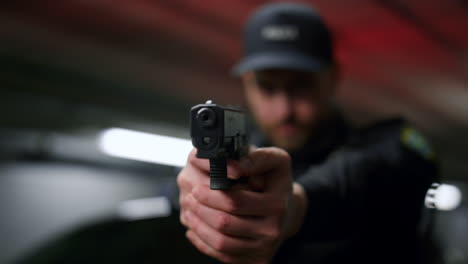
left=98, top=128, right=192, bottom=167
left=117, top=196, right=171, bottom=220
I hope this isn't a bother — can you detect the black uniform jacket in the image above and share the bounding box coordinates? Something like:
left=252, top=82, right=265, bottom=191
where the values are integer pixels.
left=251, top=114, right=438, bottom=264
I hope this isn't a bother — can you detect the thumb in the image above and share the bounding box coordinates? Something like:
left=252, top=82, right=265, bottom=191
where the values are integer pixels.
left=239, top=147, right=292, bottom=191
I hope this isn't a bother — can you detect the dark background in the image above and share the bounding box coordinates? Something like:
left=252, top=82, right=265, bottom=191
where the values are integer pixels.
left=1, top=0, right=467, bottom=263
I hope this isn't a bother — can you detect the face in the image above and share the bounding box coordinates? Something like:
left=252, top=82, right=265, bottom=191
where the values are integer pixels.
left=242, top=68, right=337, bottom=152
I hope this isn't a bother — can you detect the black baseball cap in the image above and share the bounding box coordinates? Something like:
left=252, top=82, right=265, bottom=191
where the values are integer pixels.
left=232, top=3, right=333, bottom=75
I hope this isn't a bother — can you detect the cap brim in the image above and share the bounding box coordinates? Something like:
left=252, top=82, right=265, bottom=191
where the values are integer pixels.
left=231, top=51, right=328, bottom=76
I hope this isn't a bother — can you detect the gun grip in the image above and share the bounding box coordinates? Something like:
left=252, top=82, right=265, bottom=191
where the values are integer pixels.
left=209, top=158, right=232, bottom=190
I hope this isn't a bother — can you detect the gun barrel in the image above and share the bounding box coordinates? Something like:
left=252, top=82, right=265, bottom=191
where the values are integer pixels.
left=190, top=101, right=248, bottom=190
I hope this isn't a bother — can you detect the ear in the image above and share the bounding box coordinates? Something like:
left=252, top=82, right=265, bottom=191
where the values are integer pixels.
left=240, top=72, right=255, bottom=106
left=240, top=72, right=257, bottom=94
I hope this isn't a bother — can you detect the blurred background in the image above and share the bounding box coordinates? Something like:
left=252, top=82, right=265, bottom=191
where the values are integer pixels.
left=1, top=0, right=467, bottom=263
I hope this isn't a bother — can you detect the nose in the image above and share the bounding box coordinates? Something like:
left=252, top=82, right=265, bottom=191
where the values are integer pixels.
left=272, top=91, right=292, bottom=119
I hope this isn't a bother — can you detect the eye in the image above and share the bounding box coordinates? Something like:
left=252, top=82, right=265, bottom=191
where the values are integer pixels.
left=290, top=77, right=317, bottom=97
left=257, top=80, right=276, bottom=95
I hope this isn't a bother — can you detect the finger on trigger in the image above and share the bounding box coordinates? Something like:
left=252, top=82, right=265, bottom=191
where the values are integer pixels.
left=188, top=148, right=210, bottom=172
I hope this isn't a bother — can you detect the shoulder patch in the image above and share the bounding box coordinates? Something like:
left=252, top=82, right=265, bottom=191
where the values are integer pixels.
left=401, top=127, right=435, bottom=160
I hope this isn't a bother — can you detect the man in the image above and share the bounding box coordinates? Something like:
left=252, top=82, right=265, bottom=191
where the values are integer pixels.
left=178, top=3, right=437, bottom=264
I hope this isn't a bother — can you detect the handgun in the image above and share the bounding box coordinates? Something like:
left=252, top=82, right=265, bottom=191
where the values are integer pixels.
left=190, top=100, right=248, bottom=190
